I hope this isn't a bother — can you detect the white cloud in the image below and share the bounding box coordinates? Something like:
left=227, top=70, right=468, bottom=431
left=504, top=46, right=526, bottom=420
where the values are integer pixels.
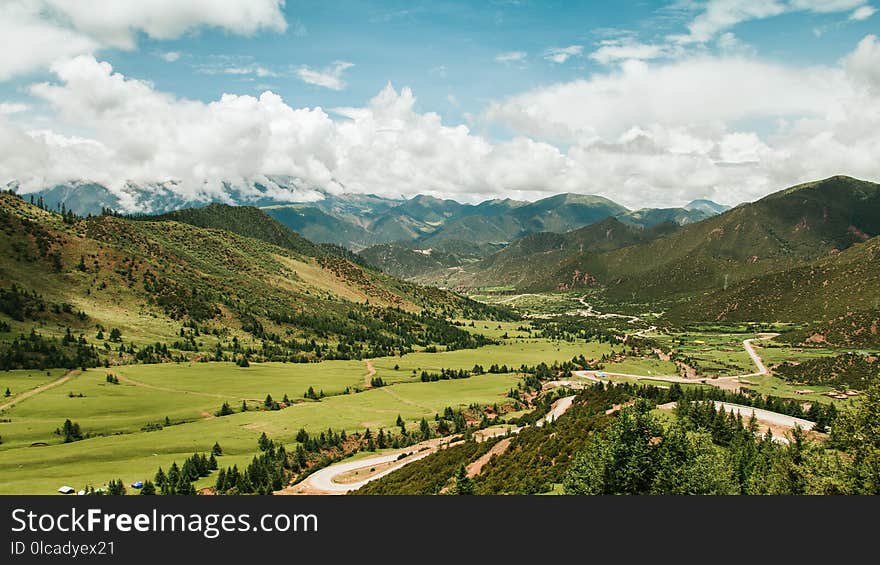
left=4, top=36, right=880, bottom=211
left=296, top=62, right=354, bottom=91
left=482, top=36, right=880, bottom=206
left=0, top=0, right=286, bottom=79
left=850, top=5, right=877, bottom=19
left=672, top=0, right=870, bottom=44
left=544, top=45, right=583, bottom=63
left=0, top=2, right=99, bottom=80
left=590, top=40, right=666, bottom=65
left=789, top=0, right=867, bottom=13
left=495, top=51, right=527, bottom=64
left=0, top=103, right=31, bottom=115
left=716, top=32, right=756, bottom=56
left=671, top=1, right=787, bottom=44
left=40, top=0, right=287, bottom=48
left=485, top=57, right=839, bottom=142
left=844, top=34, right=880, bottom=92
left=194, top=56, right=278, bottom=78
left=160, top=51, right=181, bottom=63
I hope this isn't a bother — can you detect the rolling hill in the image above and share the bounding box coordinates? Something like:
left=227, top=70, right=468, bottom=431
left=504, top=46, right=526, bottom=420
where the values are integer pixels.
left=0, top=191, right=514, bottom=370
left=438, top=176, right=880, bottom=299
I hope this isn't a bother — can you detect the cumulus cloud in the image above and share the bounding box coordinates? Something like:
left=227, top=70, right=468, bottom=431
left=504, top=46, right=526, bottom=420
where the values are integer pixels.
left=0, top=0, right=286, bottom=79
left=296, top=61, right=354, bottom=90
left=844, top=34, right=880, bottom=92
left=544, top=45, right=583, bottom=63
left=4, top=33, right=880, bottom=211
left=1, top=57, right=569, bottom=206
left=482, top=37, right=880, bottom=206
left=40, top=0, right=286, bottom=48
left=0, top=2, right=99, bottom=80
left=485, top=57, right=840, bottom=142
left=160, top=51, right=181, bottom=63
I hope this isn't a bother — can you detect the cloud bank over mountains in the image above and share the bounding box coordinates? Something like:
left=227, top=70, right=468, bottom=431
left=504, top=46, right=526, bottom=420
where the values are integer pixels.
left=0, top=1, right=879, bottom=210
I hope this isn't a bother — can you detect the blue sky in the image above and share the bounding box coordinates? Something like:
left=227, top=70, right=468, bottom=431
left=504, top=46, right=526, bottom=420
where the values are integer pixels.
left=15, top=0, right=874, bottom=126
left=1, top=1, right=879, bottom=208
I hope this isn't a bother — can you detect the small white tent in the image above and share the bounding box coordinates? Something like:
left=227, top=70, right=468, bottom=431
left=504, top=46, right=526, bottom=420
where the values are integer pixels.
left=57, top=485, right=75, bottom=494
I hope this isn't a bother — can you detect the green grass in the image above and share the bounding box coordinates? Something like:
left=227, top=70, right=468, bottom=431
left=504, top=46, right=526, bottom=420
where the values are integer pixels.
left=0, top=357, right=521, bottom=494
left=0, top=368, right=67, bottom=401
left=114, top=360, right=367, bottom=399
left=371, top=340, right=614, bottom=385
left=737, top=374, right=853, bottom=406
left=455, top=320, right=534, bottom=339
left=753, top=343, right=838, bottom=367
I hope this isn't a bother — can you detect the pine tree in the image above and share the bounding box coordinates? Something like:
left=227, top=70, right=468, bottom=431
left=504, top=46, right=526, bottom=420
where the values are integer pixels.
left=107, top=479, right=126, bottom=496
left=259, top=432, right=271, bottom=452
left=4, top=388, right=9, bottom=397
left=454, top=465, right=474, bottom=495
left=420, top=417, right=431, bottom=440
left=140, top=480, right=156, bottom=495
left=215, top=468, right=227, bottom=493
left=154, top=467, right=167, bottom=489
left=212, top=442, right=223, bottom=456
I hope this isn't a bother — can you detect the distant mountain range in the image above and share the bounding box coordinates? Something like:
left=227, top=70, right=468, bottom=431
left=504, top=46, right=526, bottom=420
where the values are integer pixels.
left=9, top=179, right=727, bottom=254
left=428, top=175, right=880, bottom=298
left=5, top=174, right=879, bottom=349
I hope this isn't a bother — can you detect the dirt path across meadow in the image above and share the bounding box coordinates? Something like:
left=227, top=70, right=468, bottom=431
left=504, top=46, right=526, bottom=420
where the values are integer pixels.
left=364, top=360, right=376, bottom=389
left=0, top=370, right=79, bottom=411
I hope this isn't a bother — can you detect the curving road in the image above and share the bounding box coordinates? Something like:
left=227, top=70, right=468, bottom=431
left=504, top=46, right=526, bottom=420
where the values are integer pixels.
left=712, top=401, right=814, bottom=431
left=572, top=333, right=779, bottom=387
left=284, top=394, right=578, bottom=494
left=300, top=448, right=439, bottom=493
left=277, top=312, right=786, bottom=495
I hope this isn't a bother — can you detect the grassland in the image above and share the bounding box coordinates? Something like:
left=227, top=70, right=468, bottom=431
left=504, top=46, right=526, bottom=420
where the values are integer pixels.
left=0, top=369, right=68, bottom=402
left=0, top=316, right=864, bottom=494
left=0, top=340, right=560, bottom=494
left=370, top=339, right=614, bottom=384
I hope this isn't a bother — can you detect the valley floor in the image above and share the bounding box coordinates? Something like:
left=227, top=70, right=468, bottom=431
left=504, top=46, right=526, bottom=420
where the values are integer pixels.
left=0, top=295, right=868, bottom=495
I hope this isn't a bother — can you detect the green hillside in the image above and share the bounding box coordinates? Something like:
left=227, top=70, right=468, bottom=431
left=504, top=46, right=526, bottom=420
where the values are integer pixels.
left=357, top=381, right=880, bottom=495
left=146, top=203, right=322, bottom=257
left=447, top=176, right=879, bottom=297
left=461, top=218, right=672, bottom=290
left=0, top=192, right=513, bottom=370
left=668, top=234, right=880, bottom=327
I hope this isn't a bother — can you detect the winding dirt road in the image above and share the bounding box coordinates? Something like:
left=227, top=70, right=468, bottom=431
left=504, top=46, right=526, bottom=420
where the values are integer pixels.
left=364, top=360, right=376, bottom=389
left=573, top=333, right=780, bottom=390
left=0, top=370, right=78, bottom=412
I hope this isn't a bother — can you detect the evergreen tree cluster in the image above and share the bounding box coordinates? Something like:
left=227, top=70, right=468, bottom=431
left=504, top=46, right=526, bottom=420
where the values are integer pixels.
left=0, top=329, right=100, bottom=370
left=215, top=434, right=288, bottom=495
left=152, top=451, right=218, bottom=495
